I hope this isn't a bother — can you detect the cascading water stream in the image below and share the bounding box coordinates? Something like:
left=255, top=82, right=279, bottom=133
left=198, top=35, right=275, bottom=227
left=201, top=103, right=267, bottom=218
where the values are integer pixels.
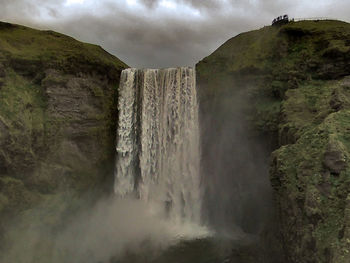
left=114, top=67, right=202, bottom=226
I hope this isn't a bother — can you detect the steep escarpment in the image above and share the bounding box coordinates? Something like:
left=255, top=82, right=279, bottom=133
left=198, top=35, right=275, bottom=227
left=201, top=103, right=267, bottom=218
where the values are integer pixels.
left=271, top=77, right=350, bottom=262
left=0, top=21, right=127, bottom=250
left=196, top=20, right=350, bottom=262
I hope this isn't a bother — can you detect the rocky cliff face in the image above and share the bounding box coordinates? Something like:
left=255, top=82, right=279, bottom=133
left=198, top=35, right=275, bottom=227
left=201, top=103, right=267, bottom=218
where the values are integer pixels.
left=0, top=21, right=127, bottom=249
left=196, top=20, right=350, bottom=262
left=1, top=18, right=350, bottom=263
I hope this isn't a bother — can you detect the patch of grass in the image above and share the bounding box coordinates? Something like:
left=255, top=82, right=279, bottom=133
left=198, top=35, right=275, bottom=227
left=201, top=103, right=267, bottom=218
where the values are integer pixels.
left=0, top=22, right=128, bottom=72
left=0, top=69, right=47, bottom=172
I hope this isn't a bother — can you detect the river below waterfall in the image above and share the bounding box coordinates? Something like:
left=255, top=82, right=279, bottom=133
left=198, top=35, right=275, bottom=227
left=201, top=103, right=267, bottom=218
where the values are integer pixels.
left=113, top=235, right=268, bottom=263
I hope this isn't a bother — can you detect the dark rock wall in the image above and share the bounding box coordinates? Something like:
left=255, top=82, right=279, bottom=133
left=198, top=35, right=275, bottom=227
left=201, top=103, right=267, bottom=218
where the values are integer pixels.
left=196, top=20, right=350, bottom=262
left=0, top=22, right=128, bottom=247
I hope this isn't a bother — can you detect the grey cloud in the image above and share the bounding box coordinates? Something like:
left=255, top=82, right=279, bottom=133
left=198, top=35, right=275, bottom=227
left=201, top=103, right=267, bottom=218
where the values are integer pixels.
left=139, top=0, right=221, bottom=9
left=0, top=0, right=349, bottom=67
left=140, top=0, right=159, bottom=8
left=178, top=0, right=221, bottom=10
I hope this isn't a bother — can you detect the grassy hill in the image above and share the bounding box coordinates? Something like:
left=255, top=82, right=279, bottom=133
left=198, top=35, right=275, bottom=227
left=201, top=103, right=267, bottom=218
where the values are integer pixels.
left=0, top=22, right=127, bottom=74
left=197, top=20, right=350, bottom=263
left=0, top=21, right=128, bottom=262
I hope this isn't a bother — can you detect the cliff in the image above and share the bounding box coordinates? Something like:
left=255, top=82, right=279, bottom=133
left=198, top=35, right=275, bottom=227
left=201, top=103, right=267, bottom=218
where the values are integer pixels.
left=196, top=20, right=350, bottom=262
left=0, top=21, right=128, bottom=254
left=1, top=18, right=350, bottom=263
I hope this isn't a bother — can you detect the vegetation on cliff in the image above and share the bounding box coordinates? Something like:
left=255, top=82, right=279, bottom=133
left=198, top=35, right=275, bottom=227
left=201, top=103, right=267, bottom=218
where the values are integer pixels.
left=1, top=18, right=350, bottom=263
left=0, top=21, right=128, bottom=261
left=197, top=20, right=350, bottom=262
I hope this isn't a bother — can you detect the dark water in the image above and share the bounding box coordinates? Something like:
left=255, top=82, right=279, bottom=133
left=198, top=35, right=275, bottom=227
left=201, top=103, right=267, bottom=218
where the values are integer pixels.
left=113, top=236, right=267, bottom=263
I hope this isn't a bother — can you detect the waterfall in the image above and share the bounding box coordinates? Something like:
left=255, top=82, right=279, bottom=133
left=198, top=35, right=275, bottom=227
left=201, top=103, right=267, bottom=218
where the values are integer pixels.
left=115, top=67, right=201, bottom=225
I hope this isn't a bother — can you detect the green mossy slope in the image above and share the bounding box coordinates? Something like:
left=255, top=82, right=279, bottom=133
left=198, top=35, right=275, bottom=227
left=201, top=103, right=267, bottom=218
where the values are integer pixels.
left=196, top=20, right=350, bottom=262
left=0, top=21, right=128, bottom=258
left=271, top=78, right=350, bottom=262
left=0, top=22, right=127, bottom=76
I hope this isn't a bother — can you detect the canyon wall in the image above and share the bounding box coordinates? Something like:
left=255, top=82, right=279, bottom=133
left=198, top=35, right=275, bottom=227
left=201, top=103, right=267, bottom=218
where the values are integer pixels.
left=196, top=20, right=350, bottom=262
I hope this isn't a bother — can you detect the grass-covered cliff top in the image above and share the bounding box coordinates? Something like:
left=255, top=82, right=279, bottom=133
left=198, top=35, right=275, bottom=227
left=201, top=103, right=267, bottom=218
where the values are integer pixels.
left=197, top=19, right=350, bottom=132
left=198, top=19, right=350, bottom=77
left=0, top=21, right=128, bottom=76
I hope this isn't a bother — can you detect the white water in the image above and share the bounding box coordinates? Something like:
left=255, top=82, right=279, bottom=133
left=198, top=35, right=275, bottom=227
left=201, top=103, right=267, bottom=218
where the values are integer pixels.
left=115, top=67, right=202, bottom=227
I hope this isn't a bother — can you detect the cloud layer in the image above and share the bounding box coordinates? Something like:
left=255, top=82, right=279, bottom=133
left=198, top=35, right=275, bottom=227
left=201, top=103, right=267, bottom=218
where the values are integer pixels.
left=0, top=0, right=349, bottom=67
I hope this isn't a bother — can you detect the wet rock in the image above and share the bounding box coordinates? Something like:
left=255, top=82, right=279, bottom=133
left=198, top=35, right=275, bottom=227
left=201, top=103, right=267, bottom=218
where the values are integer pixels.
left=0, top=21, right=16, bottom=29
left=330, top=77, right=350, bottom=111
left=329, top=89, right=343, bottom=111
left=9, top=57, right=42, bottom=78
left=0, top=22, right=128, bottom=236
left=0, top=63, right=5, bottom=88
left=322, top=47, right=346, bottom=59
left=304, top=186, right=322, bottom=224
left=323, top=141, right=347, bottom=175
left=0, top=119, right=9, bottom=174
left=340, top=76, right=350, bottom=88
left=0, top=119, right=8, bottom=142
left=343, top=195, right=350, bottom=239
left=197, top=20, right=350, bottom=263
left=0, top=63, right=5, bottom=78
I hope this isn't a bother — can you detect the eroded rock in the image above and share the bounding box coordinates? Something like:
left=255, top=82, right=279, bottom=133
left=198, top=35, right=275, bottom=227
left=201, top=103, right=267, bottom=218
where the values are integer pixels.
left=323, top=140, right=348, bottom=175
left=0, top=22, right=128, bottom=239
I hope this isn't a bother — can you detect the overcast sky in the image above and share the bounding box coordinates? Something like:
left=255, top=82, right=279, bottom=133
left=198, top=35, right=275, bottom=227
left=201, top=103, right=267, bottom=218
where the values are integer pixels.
left=0, top=0, right=349, bottom=67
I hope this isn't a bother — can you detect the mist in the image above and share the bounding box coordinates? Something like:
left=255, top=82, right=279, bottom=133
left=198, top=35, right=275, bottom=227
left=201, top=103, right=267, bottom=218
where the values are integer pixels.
left=198, top=82, right=275, bottom=235
left=0, top=68, right=275, bottom=263
left=1, top=196, right=210, bottom=263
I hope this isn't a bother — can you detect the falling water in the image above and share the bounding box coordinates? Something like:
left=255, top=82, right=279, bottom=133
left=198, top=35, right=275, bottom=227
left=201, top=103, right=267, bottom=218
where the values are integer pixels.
left=115, top=67, right=201, bottom=225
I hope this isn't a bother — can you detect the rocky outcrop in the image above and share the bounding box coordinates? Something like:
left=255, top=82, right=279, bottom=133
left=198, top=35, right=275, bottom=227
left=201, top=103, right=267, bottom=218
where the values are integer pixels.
left=196, top=20, right=350, bottom=262
left=271, top=77, right=350, bottom=262
left=0, top=21, right=128, bottom=249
